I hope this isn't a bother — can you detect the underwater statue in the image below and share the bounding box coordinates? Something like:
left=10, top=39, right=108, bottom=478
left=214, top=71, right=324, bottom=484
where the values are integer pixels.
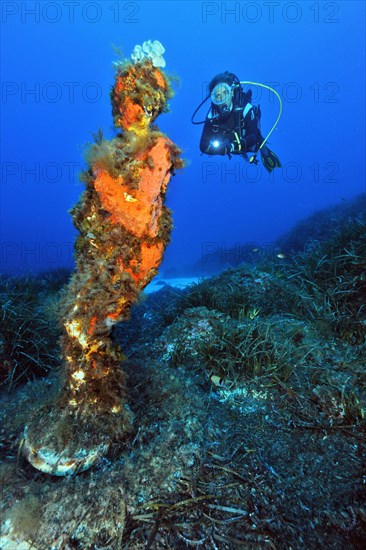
left=23, top=41, right=183, bottom=475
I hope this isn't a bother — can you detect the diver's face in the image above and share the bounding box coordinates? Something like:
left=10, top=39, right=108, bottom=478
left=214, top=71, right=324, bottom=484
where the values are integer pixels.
left=211, top=83, right=233, bottom=114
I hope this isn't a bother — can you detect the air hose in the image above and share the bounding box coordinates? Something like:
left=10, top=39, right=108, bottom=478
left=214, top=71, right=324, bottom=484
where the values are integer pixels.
left=240, top=81, right=282, bottom=164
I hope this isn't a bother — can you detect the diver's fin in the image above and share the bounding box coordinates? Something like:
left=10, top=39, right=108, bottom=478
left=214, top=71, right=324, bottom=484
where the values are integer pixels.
left=260, top=145, right=282, bottom=173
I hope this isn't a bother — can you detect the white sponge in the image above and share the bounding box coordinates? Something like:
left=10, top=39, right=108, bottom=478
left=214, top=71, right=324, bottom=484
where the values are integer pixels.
left=131, top=40, right=166, bottom=68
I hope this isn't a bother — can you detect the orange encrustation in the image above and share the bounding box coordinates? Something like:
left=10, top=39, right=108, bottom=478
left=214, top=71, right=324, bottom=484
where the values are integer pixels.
left=153, top=69, right=167, bottom=89
left=121, top=242, right=165, bottom=284
left=93, top=136, right=172, bottom=238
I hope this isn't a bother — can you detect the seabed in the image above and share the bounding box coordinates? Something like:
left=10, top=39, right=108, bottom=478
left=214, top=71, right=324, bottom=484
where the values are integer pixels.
left=1, top=196, right=365, bottom=548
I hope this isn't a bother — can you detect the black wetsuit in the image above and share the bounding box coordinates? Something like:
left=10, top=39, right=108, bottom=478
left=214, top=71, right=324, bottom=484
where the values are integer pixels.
left=200, top=102, right=261, bottom=157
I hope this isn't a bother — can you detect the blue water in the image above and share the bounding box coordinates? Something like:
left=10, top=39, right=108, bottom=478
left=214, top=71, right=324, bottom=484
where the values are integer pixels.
left=1, top=0, right=365, bottom=275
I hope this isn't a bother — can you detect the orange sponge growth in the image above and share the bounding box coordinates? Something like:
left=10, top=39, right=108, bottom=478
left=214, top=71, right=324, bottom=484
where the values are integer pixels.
left=94, top=136, right=172, bottom=238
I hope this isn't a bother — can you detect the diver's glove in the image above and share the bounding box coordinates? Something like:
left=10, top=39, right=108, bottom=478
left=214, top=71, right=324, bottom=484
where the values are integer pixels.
left=231, top=138, right=247, bottom=154
left=221, top=138, right=233, bottom=158
left=240, top=138, right=247, bottom=153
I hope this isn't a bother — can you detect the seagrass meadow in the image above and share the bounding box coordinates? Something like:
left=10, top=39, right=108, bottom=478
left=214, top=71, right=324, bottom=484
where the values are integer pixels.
left=1, top=195, right=365, bottom=549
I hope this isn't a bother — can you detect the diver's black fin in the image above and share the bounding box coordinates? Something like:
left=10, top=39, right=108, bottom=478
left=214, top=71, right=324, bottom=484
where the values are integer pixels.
left=260, top=145, right=282, bottom=173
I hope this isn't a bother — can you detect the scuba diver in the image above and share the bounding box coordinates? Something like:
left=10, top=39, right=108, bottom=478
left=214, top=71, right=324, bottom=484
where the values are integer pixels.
left=192, top=71, right=282, bottom=173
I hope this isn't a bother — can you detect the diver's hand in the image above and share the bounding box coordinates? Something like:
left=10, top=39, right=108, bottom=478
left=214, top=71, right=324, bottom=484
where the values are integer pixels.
left=222, top=139, right=237, bottom=154
left=220, top=138, right=232, bottom=159
left=228, top=139, right=247, bottom=154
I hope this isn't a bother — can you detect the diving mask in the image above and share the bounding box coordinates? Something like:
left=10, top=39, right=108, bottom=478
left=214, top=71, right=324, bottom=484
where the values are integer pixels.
left=210, top=83, right=233, bottom=113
